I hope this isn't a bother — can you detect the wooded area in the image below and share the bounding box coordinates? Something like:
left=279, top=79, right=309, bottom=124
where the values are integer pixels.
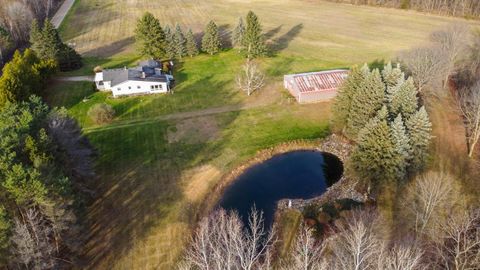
left=328, top=0, right=480, bottom=18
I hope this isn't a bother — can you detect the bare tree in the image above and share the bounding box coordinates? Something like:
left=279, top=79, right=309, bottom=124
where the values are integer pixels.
left=181, top=208, right=274, bottom=270
left=432, top=209, right=480, bottom=270
left=430, top=23, right=469, bottom=90
left=11, top=208, right=56, bottom=270
left=458, top=81, right=480, bottom=158
left=280, top=225, right=328, bottom=270
left=400, top=47, right=445, bottom=94
left=377, top=244, right=425, bottom=270
left=329, top=208, right=380, bottom=270
left=236, top=59, right=265, bottom=96
left=402, top=171, right=458, bottom=240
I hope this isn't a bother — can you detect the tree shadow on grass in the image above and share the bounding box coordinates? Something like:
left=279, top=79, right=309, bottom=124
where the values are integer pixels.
left=78, top=73, right=244, bottom=268
left=269, top=24, right=303, bottom=55
left=83, top=37, right=135, bottom=58
left=264, top=25, right=283, bottom=41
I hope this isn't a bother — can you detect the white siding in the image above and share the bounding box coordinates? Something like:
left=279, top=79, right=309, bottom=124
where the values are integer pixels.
left=111, top=80, right=169, bottom=97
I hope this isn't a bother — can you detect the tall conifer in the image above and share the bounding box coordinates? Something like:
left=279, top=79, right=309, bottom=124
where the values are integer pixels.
left=390, top=114, right=411, bottom=179
left=243, top=11, right=266, bottom=58
left=201, top=21, right=221, bottom=55
left=135, top=12, right=166, bottom=59
left=406, top=106, right=432, bottom=171
left=232, top=17, right=245, bottom=50
left=174, top=24, right=187, bottom=59
left=185, top=29, right=198, bottom=57
left=164, top=25, right=177, bottom=59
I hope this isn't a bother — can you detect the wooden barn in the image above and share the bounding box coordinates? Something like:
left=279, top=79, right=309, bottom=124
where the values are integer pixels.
left=284, top=70, right=349, bottom=103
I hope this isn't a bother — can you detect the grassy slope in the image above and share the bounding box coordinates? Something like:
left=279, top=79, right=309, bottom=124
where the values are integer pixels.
left=50, top=0, right=479, bottom=269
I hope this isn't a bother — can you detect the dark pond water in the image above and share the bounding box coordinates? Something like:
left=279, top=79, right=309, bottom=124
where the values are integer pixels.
left=218, top=150, right=343, bottom=228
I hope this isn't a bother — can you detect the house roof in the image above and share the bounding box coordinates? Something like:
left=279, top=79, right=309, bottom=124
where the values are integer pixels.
left=100, top=60, right=168, bottom=87
left=286, top=70, right=348, bottom=93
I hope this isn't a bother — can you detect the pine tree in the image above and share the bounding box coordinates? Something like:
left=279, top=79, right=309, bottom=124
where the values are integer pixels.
left=40, top=19, right=63, bottom=60
left=390, top=114, right=411, bottom=179
left=164, top=25, right=177, bottom=59
left=185, top=29, right=199, bottom=57
left=0, top=26, right=12, bottom=66
left=351, top=106, right=402, bottom=185
left=243, top=11, right=266, bottom=58
left=135, top=12, right=166, bottom=59
left=0, top=50, right=41, bottom=106
left=405, top=106, right=432, bottom=172
left=29, top=20, right=42, bottom=55
left=202, top=20, right=221, bottom=55
left=346, top=65, right=385, bottom=139
left=382, top=62, right=403, bottom=87
left=232, top=17, right=245, bottom=50
left=174, top=24, right=187, bottom=59
left=387, top=77, right=418, bottom=119
left=332, top=66, right=366, bottom=131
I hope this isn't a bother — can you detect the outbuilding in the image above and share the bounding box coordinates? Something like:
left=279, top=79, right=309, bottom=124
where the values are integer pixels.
left=284, top=70, right=349, bottom=103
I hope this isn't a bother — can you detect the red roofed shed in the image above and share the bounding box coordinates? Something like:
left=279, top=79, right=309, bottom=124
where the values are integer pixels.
left=284, top=70, right=349, bottom=103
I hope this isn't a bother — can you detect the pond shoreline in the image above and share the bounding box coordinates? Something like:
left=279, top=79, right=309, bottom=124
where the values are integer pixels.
left=197, top=134, right=363, bottom=226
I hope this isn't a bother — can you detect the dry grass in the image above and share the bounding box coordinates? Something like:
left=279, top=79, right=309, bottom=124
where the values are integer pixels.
left=61, top=0, right=478, bottom=67
left=55, top=1, right=480, bottom=269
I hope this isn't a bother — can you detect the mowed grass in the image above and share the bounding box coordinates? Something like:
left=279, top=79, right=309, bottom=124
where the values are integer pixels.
left=51, top=0, right=480, bottom=269
left=80, top=103, right=330, bottom=269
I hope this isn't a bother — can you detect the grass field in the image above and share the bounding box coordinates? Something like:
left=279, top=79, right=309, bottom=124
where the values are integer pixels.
left=48, top=0, right=480, bottom=269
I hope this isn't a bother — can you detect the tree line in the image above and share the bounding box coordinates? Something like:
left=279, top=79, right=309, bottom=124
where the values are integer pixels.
left=327, top=0, right=480, bottom=18
left=0, top=0, right=63, bottom=65
left=181, top=172, right=480, bottom=270
left=135, top=11, right=267, bottom=60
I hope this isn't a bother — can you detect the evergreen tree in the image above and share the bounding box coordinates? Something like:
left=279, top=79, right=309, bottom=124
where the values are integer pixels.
left=232, top=17, right=245, bottom=50
left=135, top=12, right=166, bottom=59
left=332, top=66, right=366, bottom=131
left=202, top=20, right=221, bottom=55
left=174, top=24, right=187, bottom=59
left=0, top=26, right=12, bottom=66
left=346, top=65, right=385, bottom=139
left=164, top=25, right=176, bottom=59
left=390, top=114, right=411, bottom=179
left=382, top=62, right=403, bottom=87
left=351, top=106, right=402, bottom=185
left=406, top=106, right=432, bottom=172
left=243, top=11, right=266, bottom=58
left=387, top=77, right=418, bottom=119
left=29, top=20, right=42, bottom=56
left=185, top=29, right=199, bottom=57
left=40, top=19, right=63, bottom=60
left=0, top=50, right=41, bottom=106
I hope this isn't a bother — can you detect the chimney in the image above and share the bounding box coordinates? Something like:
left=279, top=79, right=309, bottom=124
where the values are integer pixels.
left=141, top=72, right=146, bottom=79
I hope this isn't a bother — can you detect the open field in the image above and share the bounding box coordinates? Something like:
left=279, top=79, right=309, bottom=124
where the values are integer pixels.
left=47, top=0, right=480, bottom=269
left=60, top=0, right=478, bottom=73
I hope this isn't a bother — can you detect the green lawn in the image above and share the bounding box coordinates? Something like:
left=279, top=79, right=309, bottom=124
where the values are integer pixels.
left=48, top=0, right=480, bottom=269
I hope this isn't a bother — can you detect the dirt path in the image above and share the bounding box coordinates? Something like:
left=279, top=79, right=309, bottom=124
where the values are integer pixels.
left=84, top=102, right=266, bottom=133
left=56, top=76, right=94, bottom=82
left=52, top=0, right=76, bottom=28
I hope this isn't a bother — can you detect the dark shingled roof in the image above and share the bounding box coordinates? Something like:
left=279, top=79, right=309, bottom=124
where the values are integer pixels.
left=102, top=60, right=168, bottom=86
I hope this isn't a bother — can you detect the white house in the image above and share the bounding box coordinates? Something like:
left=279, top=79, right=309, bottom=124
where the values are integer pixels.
left=94, top=60, right=174, bottom=97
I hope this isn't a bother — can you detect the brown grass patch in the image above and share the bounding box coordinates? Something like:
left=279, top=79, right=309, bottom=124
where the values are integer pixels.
left=167, top=115, right=219, bottom=144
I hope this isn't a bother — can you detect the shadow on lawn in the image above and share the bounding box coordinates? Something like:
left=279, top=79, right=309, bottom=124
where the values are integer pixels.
left=269, top=23, right=303, bottom=55
left=83, top=36, right=135, bottom=58
left=79, top=76, right=243, bottom=269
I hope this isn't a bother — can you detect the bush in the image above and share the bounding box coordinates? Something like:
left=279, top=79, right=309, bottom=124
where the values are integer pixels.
left=87, top=103, right=115, bottom=124
left=93, top=66, right=103, bottom=73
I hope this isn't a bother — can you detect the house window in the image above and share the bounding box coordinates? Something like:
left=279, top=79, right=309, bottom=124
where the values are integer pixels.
left=128, top=86, right=131, bottom=90
left=137, top=86, right=141, bottom=89
left=98, top=81, right=104, bottom=86
left=158, top=84, right=162, bottom=89
left=150, top=85, right=154, bottom=90
left=117, top=88, right=121, bottom=91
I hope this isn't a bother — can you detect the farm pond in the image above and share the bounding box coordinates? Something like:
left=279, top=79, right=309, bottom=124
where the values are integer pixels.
left=218, top=150, right=343, bottom=228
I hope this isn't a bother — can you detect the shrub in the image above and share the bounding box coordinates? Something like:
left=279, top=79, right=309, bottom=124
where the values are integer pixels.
left=93, top=66, right=103, bottom=73
left=88, top=103, right=115, bottom=124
